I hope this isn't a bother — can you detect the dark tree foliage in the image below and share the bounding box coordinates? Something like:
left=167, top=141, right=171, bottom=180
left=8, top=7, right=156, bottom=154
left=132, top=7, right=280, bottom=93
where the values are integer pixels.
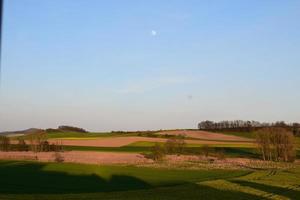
left=58, top=126, right=87, bottom=133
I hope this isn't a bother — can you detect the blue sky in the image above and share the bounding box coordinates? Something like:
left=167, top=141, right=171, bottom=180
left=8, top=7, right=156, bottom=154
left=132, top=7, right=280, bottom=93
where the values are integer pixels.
left=1, top=0, right=300, bottom=131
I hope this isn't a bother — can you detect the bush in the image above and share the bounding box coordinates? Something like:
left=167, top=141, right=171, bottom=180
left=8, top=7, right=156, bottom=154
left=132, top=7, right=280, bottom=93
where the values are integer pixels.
left=146, top=143, right=166, bottom=161
left=53, top=152, right=64, bottom=163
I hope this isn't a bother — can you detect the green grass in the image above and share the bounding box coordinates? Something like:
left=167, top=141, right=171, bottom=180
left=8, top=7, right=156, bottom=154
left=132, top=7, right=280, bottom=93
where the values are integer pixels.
left=0, top=160, right=299, bottom=200
left=296, top=137, right=300, bottom=149
left=64, top=144, right=299, bottom=159
left=63, top=144, right=260, bottom=158
left=16, top=131, right=138, bottom=139
left=128, top=141, right=254, bottom=148
left=63, top=145, right=149, bottom=153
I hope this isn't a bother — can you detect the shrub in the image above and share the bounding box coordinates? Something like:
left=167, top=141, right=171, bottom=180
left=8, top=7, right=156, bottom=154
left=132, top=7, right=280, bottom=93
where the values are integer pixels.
left=53, top=152, right=64, bottom=163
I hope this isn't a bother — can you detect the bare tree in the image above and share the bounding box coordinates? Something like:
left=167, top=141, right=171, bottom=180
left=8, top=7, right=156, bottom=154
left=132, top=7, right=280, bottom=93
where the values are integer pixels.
left=255, top=127, right=295, bottom=162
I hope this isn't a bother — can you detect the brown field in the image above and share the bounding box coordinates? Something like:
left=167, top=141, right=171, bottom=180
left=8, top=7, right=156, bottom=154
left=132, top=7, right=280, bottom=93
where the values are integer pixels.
left=1, top=151, right=297, bottom=170
left=48, top=136, right=253, bottom=147
left=0, top=151, right=152, bottom=165
left=157, top=130, right=252, bottom=141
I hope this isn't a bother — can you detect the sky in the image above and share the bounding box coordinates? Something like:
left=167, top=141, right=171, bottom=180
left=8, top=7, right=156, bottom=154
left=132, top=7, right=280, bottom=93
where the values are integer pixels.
left=1, top=0, right=300, bottom=132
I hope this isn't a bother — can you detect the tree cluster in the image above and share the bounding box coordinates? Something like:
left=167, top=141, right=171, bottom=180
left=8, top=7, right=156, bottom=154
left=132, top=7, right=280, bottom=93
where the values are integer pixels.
left=256, top=127, right=295, bottom=162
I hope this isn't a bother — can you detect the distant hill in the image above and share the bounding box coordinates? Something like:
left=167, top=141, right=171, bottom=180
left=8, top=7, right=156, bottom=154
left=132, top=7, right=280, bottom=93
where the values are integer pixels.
left=1, top=125, right=89, bottom=137
left=0, top=128, right=44, bottom=136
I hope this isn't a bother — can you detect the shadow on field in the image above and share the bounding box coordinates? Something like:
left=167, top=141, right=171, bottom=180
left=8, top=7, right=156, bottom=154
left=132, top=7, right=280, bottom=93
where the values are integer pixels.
left=0, top=161, right=151, bottom=194
left=0, top=161, right=269, bottom=199
left=231, top=180, right=300, bottom=200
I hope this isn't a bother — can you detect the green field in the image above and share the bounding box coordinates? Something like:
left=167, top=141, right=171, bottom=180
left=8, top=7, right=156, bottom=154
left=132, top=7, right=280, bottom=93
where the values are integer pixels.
left=0, top=161, right=299, bottom=200
left=128, top=141, right=254, bottom=148
left=63, top=144, right=260, bottom=158
left=17, top=131, right=137, bottom=139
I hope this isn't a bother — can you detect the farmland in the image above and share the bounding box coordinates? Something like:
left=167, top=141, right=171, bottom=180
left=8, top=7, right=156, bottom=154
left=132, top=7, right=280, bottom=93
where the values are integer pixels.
left=1, top=129, right=299, bottom=199
left=0, top=160, right=299, bottom=200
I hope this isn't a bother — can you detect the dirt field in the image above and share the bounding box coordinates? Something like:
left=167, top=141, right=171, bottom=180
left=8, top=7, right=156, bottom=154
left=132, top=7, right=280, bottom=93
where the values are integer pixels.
left=48, top=136, right=253, bottom=147
left=157, top=130, right=252, bottom=141
left=0, top=151, right=152, bottom=165
left=1, top=151, right=297, bottom=170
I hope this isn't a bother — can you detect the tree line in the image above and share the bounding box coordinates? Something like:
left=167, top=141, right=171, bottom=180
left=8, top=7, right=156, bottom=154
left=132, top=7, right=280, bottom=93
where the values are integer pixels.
left=0, top=133, right=63, bottom=152
left=198, top=120, right=300, bottom=135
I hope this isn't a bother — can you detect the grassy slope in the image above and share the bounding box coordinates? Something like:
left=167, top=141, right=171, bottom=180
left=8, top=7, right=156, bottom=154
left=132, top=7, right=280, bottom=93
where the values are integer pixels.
left=0, top=161, right=299, bottom=200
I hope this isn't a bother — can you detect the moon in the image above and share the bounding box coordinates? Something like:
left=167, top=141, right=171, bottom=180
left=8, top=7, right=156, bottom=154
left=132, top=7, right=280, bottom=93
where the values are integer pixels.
left=151, top=30, right=157, bottom=36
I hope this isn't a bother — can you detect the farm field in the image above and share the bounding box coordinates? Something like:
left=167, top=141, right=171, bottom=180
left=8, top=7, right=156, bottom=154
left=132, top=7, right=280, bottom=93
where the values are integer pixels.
left=0, top=160, right=299, bottom=200
left=2, top=129, right=299, bottom=199
left=157, top=130, right=253, bottom=141
left=7, top=129, right=300, bottom=160
left=47, top=136, right=254, bottom=148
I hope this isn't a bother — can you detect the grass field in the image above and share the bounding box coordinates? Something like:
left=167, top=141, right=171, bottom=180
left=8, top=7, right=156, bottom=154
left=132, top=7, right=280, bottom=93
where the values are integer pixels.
left=17, top=131, right=136, bottom=139
left=128, top=141, right=255, bottom=148
left=62, top=144, right=259, bottom=158
left=0, top=160, right=299, bottom=200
